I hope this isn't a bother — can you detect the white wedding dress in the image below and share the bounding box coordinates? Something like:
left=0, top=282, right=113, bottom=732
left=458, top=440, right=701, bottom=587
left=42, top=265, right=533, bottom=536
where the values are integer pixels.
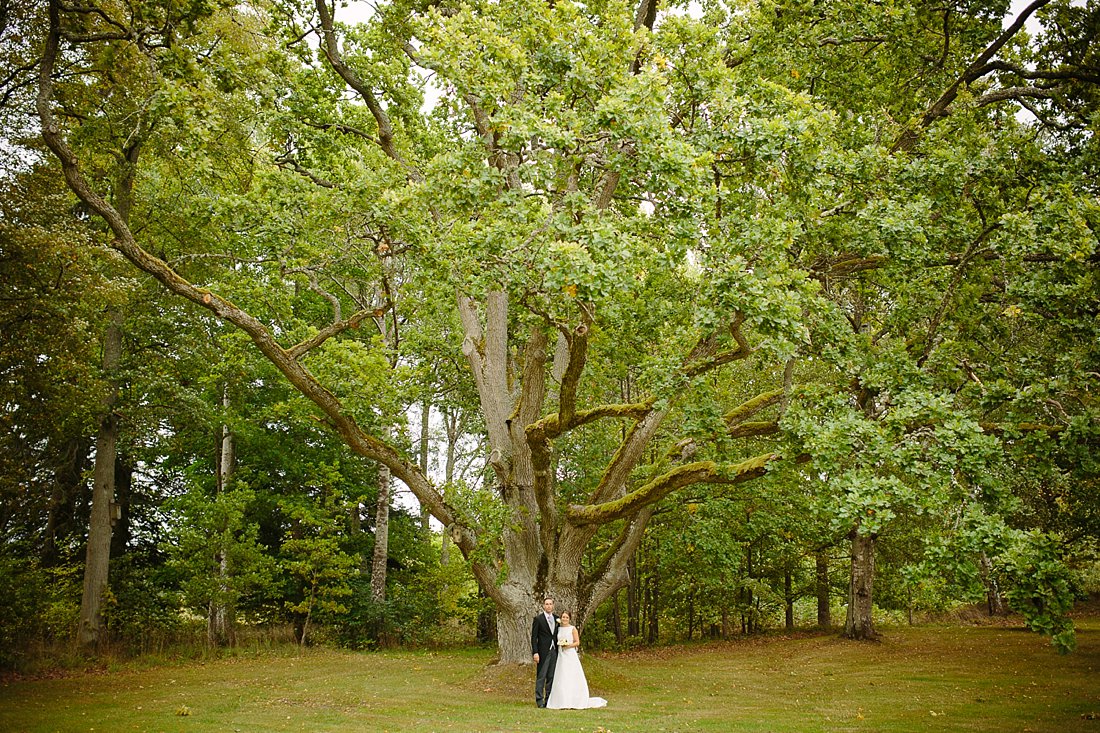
left=547, top=625, right=607, bottom=709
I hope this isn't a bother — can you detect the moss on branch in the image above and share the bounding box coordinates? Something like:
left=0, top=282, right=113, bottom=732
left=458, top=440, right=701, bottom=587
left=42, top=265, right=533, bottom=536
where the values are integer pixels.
left=525, top=400, right=654, bottom=442
left=566, top=453, right=778, bottom=527
left=724, top=389, right=785, bottom=426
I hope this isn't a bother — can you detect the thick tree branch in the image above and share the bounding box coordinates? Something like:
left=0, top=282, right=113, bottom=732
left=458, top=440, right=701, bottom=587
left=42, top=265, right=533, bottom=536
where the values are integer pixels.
left=684, top=312, right=752, bottom=377
left=669, top=387, right=786, bottom=460
left=630, top=0, right=659, bottom=73
left=974, top=86, right=1056, bottom=107
left=972, top=59, right=1100, bottom=86
left=633, top=0, right=658, bottom=32
left=526, top=400, right=654, bottom=506
left=486, top=291, right=510, bottom=410
left=726, top=388, right=786, bottom=427
left=526, top=401, right=655, bottom=444
left=275, top=152, right=337, bottom=188
left=567, top=454, right=777, bottom=527
left=592, top=169, right=621, bottom=209
left=458, top=293, right=512, bottom=475
left=590, top=408, right=670, bottom=505
left=556, top=315, right=593, bottom=429
left=812, top=247, right=1064, bottom=283
left=891, top=0, right=1052, bottom=152
left=810, top=254, right=888, bottom=279
left=515, top=326, right=554, bottom=529
left=313, top=0, right=423, bottom=182
left=285, top=308, right=378, bottom=360
left=582, top=505, right=655, bottom=609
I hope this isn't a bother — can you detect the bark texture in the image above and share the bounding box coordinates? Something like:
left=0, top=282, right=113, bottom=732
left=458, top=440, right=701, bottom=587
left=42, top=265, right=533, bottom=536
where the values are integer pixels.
left=78, top=311, right=122, bottom=647
left=844, top=530, right=878, bottom=641
left=816, top=551, right=832, bottom=628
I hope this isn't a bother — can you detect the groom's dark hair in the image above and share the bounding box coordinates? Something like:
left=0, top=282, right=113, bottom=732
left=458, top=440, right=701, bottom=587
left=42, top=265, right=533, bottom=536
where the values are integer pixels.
left=543, top=596, right=554, bottom=603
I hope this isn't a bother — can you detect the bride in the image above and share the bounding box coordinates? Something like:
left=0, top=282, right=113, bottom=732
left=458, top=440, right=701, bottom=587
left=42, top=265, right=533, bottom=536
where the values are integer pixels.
left=546, top=611, right=608, bottom=709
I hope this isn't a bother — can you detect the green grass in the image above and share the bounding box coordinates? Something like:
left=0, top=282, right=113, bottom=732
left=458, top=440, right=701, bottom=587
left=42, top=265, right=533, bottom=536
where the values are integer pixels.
left=2, top=617, right=1098, bottom=733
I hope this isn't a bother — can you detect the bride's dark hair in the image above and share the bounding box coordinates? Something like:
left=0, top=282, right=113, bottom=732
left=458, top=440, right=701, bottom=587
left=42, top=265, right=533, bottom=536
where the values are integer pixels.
left=559, top=610, right=572, bottom=620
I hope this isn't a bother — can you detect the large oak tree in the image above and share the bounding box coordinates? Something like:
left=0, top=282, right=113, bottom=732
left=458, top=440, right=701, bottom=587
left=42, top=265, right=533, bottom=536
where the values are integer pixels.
left=19, top=0, right=1097, bottom=660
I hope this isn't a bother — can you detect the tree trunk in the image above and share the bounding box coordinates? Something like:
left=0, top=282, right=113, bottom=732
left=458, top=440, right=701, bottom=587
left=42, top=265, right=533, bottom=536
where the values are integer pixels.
left=370, top=293, right=397, bottom=603
left=646, top=571, right=660, bottom=644
left=687, top=589, right=695, bottom=640
left=78, top=310, right=122, bottom=648
left=816, top=551, right=831, bottom=628
left=626, top=554, right=640, bottom=637
left=610, top=588, right=623, bottom=644
left=419, top=402, right=431, bottom=533
left=980, top=552, right=1006, bottom=616
left=477, top=586, right=496, bottom=644
left=646, top=540, right=660, bottom=644
left=370, top=452, right=391, bottom=602
left=108, top=457, right=132, bottom=559
left=784, top=568, right=794, bottom=631
left=209, top=387, right=235, bottom=647
left=743, top=544, right=755, bottom=634
left=440, top=408, right=460, bottom=567
left=844, top=529, right=878, bottom=641
left=44, top=437, right=90, bottom=567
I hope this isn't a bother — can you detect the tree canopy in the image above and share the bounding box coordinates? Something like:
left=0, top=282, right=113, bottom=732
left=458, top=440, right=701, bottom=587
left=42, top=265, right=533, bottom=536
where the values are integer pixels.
left=1, top=0, right=1097, bottom=660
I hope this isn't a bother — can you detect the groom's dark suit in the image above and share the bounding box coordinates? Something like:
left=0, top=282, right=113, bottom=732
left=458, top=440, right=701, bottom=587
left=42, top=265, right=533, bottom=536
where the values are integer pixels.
left=531, top=611, right=559, bottom=707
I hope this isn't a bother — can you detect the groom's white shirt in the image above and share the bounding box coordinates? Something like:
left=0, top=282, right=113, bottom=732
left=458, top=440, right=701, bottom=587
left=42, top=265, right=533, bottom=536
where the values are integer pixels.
left=545, top=613, right=556, bottom=647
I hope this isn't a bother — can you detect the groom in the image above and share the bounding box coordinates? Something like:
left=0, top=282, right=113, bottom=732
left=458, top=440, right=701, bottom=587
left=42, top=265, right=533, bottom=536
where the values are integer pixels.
left=531, top=596, right=558, bottom=708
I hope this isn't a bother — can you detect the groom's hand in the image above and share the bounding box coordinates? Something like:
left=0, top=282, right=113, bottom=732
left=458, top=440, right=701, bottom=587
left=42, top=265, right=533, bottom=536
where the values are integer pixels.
left=533, top=653, right=539, bottom=663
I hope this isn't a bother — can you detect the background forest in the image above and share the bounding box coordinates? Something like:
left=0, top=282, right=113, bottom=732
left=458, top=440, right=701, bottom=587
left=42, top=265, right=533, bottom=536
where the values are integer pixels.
left=1, top=0, right=1098, bottom=673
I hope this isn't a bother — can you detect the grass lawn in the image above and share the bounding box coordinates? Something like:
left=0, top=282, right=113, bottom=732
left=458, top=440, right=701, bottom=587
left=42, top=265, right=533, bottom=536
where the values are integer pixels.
left=2, top=616, right=1098, bottom=733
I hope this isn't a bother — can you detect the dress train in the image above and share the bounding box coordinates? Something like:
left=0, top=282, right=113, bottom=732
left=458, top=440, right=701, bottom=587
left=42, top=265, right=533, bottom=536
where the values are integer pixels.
left=546, top=625, right=607, bottom=709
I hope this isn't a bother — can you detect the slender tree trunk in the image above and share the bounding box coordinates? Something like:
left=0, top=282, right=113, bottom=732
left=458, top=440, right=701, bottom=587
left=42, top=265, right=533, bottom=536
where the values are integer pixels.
left=844, top=528, right=878, bottom=640
left=419, top=402, right=431, bottom=533
left=44, top=437, right=90, bottom=567
left=370, top=296, right=397, bottom=607
left=687, top=590, right=695, bottom=640
left=477, top=586, right=496, bottom=644
left=784, top=568, right=794, bottom=631
left=370, top=434, right=391, bottom=603
left=78, top=310, right=122, bottom=648
left=627, top=554, right=640, bottom=637
left=743, top=544, right=755, bottom=634
left=209, top=386, right=235, bottom=647
left=610, top=588, right=623, bottom=644
left=108, top=457, right=132, bottom=559
left=816, top=551, right=831, bottom=628
left=980, top=552, right=1006, bottom=616
left=440, top=409, right=460, bottom=566
left=646, top=541, right=660, bottom=644
left=439, top=518, right=450, bottom=566
left=349, top=498, right=362, bottom=535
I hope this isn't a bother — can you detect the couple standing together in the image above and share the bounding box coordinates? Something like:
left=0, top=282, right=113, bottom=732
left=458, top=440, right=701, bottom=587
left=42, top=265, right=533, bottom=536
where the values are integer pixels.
left=531, top=597, right=608, bottom=709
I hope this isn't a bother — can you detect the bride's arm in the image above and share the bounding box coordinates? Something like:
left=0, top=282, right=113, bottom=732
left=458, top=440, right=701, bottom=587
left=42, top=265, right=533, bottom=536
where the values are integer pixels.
left=571, top=627, right=580, bottom=649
